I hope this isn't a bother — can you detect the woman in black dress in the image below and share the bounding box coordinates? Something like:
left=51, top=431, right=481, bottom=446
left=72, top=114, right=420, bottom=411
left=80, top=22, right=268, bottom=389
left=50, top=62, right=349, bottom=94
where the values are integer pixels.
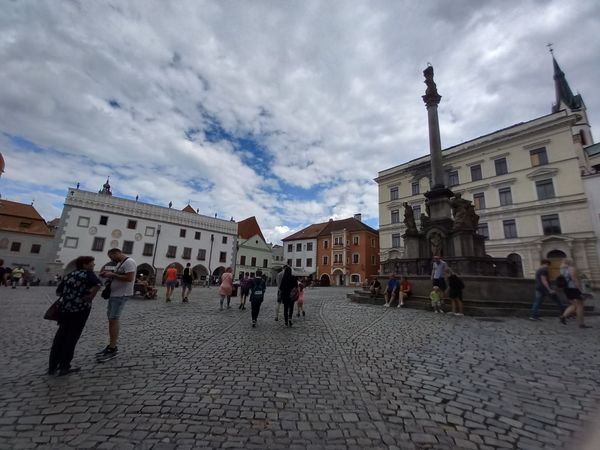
left=279, top=266, right=298, bottom=327
left=446, top=268, right=465, bottom=316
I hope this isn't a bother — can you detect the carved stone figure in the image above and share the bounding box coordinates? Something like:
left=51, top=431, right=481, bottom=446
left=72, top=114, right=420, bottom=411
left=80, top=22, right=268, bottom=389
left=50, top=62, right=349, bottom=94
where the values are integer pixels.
left=423, top=66, right=438, bottom=97
left=429, top=231, right=443, bottom=257
left=467, top=204, right=480, bottom=229
left=403, top=202, right=418, bottom=234
left=451, top=193, right=473, bottom=229
left=420, top=213, right=431, bottom=231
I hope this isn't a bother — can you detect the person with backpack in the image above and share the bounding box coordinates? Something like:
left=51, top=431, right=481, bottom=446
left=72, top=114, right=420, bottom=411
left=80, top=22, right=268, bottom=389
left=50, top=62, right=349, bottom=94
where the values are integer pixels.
left=239, top=272, right=251, bottom=310
left=558, top=259, right=590, bottom=328
left=279, top=266, right=298, bottom=327
left=529, top=259, right=565, bottom=322
left=249, top=270, right=266, bottom=327
left=181, top=263, right=193, bottom=303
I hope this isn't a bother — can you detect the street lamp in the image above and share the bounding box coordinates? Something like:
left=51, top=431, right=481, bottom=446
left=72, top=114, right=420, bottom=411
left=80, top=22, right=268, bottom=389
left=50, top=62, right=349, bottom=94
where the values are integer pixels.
left=208, top=233, right=214, bottom=285
left=151, top=224, right=162, bottom=278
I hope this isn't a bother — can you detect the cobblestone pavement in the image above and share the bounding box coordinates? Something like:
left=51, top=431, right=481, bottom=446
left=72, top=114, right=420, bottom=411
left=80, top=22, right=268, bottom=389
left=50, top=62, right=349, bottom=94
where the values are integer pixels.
left=1, top=286, right=600, bottom=450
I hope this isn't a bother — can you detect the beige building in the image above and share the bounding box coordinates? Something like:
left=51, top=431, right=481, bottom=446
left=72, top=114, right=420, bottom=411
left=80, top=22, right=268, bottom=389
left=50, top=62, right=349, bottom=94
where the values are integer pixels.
left=376, top=56, right=599, bottom=285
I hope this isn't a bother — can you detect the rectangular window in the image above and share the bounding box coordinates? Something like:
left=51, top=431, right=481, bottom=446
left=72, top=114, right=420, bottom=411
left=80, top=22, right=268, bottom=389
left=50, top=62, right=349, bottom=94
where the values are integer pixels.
left=334, top=236, right=342, bottom=245
left=166, top=245, right=177, bottom=258
left=470, top=164, right=482, bottom=181
left=99, top=215, right=109, bottom=225
left=353, top=236, right=359, bottom=245
left=503, top=219, right=518, bottom=239
left=307, top=242, right=313, bottom=251
left=287, top=259, right=292, bottom=266
left=473, top=192, right=486, bottom=210
left=122, top=240, right=134, bottom=254
left=391, top=210, right=400, bottom=224
left=180, top=229, right=186, bottom=238
left=145, top=226, right=155, bottom=237
left=296, top=243, right=302, bottom=252
left=240, top=255, right=246, bottom=265
left=536, top=179, right=555, bottom=200
left=306, top=258, right=312, bottom=267
left=222, top=236, right=228, bottom=244
left=412, top=205, right=421, bottom=217
left=10, top=242, right=21, bottom=252
left=324, top=240, right=329, bottom=249
left=392, top=233, right=401, bottom=248
left=219, top=252, right=227, bottom=263
left=30, top=244, right=41, bottom=254
left=411, top=182, right=420, bottom=195
left=494, top=157, right=508, bottom=176
left=64, top=237, right=78, bottom=248
left=263, top=259, right=268, bottom=268
left=194, top=231, right=201, bottom=240
left=77, top=216, right=90, bottom=227
left=182, top=247, right=192, bottom=259
left=541, top=214, right=562, bottom=235
left=323, top=255, right=328, bottom=265
left=371, top=238, right=376, bottom=247
left=92, top=237, right=105, bottom=252
left=143, top=243, right=154, bottom=256
left=448, top=170, right=459, bottom=187
left=390, top=186, right=399, bottom=200
left=352, top=254, right=359, bottom=264
left=127, top=220, right=137, bottom=230
left=197, top=249, right=206, bottom=261
left=287, top=244, right=293, bottom=252
left=334, top=254, right=342, bottom=263
left=477, top=223, right=489, bottom=240
left=530, top=147, right=548, bottom=167
left=251, top=257, right=257, bottom=266
left=498, top=187, right=512, bottom=206
left=371, top=255, right=376, bottom=265
left=295, top=258, right=301, bottom=267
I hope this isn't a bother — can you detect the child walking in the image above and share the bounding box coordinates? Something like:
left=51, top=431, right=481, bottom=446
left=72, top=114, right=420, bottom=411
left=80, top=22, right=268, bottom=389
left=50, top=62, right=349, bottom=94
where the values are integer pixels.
left=296, top=282, right=305, bottom=318
left=430, top=285, right=445, bottom=313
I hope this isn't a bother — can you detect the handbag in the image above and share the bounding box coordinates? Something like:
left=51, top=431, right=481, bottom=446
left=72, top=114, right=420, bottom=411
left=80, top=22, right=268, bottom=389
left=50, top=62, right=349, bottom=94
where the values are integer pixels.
left=43, top=298, right=63, bottom=321
left=101, top=281, right=112, bottom=299
left=290, top=287, right=299, bottom=302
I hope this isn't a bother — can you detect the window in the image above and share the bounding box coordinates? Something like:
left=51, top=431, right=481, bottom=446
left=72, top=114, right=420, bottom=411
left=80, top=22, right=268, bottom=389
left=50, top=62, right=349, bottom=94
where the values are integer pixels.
left=194, top=231, right=201, bottom=240
left=352, top=254, right=359, bottom=264
left=180, top=229, right=186, bottom=238
left=391, top=210, right=400, bottom=224
left=296, top=243, right=302, bottom=252
left=197, top=249, right=206, bottom=261
left=77, top=216, right=90, bottom=227
left=240, top=255, right=246, bottom=265
left=219, top=252, right=227, bottom=263
left=334, top=236, right=342, bottom=245
left=251, top=257, right=257, bottom=266
left=477, top=223, right=489, bottom=240
left=541, top=214, right=561, bottom=235
left=448, top=171, right=459, bottom=187
left=263, top=259, right=268, bottom=268
left=306, top=258, right=312, bottom=267
left=412, top=205, right=421, bottom=217
left=10, top=242, right=21, bottom=252
left=351, top=275, right=360, bottom=283
left=530, top=147, right=548, bottom=167
left=353, top=236, right=359, bottom=245
left=182, top=247, right=192, bottom=259
left=392, top=233, right=401, bottom=248
left=295, top=258, right=301, bottom=267
left=323, top=256, right=329, bottom=265
left=473, top=192, right=486, bottom=210
left=498, top=187, right=512, bottom=206
left=122, top=240, right=134, bottom=254
left=127, top=220, right=137, bottom=230
left=371, top=255, right=376, bottom=265
left=287, top=244, right=293, bottom=252
left=92, top=237, right=105, bottom=252
left=0, top=238, right=7, bottom=249
left=166, top=245, right=177, bottom=258
left=503, top=219, right=518, bottom=239
left=390, top=186, right=399, bottom=200
left=287, top=259, right=292, bottom=266
left=64, top=237, right=78, bottom=248
left=324, top=240, right=329, bottom=249
left=99, top=215, right=108, bottom=225
left=334, top=254, right=342, bottom=263
left=307, top=242, right=313, bottom=251
left=222, top=236, right=227, bottom=244
left=143, top=243, right=154, bottom=256
left=30, top=244, right=41, bottom=254
left=411, top=182, right=420, bottom=195
left=494, top=158, right=508, bottom=176
left=470, top=164, right=482, bottom=181
left=145, top=226, right=155, bottom=237
left=536, top=179, right=555, bottom=200
left=371, top=238, right=376, bottom=247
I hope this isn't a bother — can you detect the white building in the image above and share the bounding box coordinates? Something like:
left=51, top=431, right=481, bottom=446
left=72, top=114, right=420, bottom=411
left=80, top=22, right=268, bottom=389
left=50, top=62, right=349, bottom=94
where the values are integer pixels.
left=282, top=222, right=328, bottom=277
left=376, top=56, right=599, bottom=285
left=234, top=216, right=274, bottom=283
left=52, top=183, right=238, bottom=283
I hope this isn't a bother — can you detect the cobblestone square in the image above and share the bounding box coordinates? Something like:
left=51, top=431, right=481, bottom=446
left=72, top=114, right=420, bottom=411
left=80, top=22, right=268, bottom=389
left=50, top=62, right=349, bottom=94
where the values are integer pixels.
left=1, top=286, right=599, bottom=449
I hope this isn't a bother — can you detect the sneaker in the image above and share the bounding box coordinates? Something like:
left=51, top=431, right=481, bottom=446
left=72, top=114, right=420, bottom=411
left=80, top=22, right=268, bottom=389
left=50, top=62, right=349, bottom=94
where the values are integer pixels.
left=183, top=298, right=189, bottom=303
left=166, top=298, right=171, bottom=303
left=434, top=310, right=439, bottom=314
left=252, top=320, right=256, bottom=328
left=96, top=347, right=118, bottom=363
left=275, top=317, right=279, bottom=321
left=95, top=345, right=112, bottom=357
left=289, top=321, right=293, bottom=327
left=58, top=367, right=81, bottom=376
left=302, top=311, right=305, bottom=317
left=239, top=304, right=243, bottom=309
left=384, top=303, right=389, bottom=308
left=528, top=317, right=541, bottom=321
left=456, top=313, right=464, bottom=316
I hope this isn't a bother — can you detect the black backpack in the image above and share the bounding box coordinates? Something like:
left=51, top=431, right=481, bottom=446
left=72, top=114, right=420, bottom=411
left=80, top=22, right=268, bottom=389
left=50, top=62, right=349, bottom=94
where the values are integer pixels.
left=250, top=278, right=266, bottom=302
left=555, top=275, right=567, bottom=289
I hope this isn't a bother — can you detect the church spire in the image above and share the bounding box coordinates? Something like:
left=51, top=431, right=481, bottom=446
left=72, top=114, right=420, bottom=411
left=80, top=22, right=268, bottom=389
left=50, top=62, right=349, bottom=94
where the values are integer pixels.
left=550, top=47, right=583, bottom=113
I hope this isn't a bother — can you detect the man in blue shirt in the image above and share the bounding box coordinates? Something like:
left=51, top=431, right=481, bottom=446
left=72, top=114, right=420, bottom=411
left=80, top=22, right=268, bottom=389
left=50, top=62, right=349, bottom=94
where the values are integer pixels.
left=384, top=275, right=399, bottom=307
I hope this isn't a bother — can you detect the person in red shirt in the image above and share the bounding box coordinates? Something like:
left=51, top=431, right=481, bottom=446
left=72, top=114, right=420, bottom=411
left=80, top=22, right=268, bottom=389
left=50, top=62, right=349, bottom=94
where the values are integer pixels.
left=398, top=276, right=412, bottom=308
left=164, top=265, right=178, bottom=303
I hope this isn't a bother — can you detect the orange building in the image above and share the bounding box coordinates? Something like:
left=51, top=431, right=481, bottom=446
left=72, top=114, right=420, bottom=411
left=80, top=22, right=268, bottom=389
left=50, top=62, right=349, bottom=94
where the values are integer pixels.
left=315, top=216, right=379, bottom=286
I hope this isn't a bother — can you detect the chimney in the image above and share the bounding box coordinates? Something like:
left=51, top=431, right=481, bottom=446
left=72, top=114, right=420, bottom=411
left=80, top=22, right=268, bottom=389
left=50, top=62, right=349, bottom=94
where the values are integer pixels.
left=354, top=213, right=362, bottom=222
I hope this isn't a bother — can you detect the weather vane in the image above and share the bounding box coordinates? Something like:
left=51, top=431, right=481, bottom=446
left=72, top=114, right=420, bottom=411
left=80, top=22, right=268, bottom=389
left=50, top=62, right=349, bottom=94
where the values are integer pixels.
left=547, top=43, right=554, bottom=55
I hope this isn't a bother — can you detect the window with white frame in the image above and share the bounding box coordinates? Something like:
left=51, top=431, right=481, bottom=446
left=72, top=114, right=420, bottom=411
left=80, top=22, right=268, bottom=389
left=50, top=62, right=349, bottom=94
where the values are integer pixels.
left=391, top=233, right=401, bottom=248
left=536, top=179, right=555, bottom=200
left=391, top=210, right=400, bottom=224
left=145, top=226, right=155, bottom=237
left=477, top=223, right=489, bottom=240
left=541, top=214, right=561, bottom=235
left=323, top=255, right=328, bottom=265
left=77, top=216, right=90, bottom=227
left=494, top=157, right=508, bottom=176
left=448, top=170, right=459, bottom=187
left=64, top=237, right=79, bottom=248
left=470, top=164, right=482, bottom=181
left=473, top=192, right=486, bottom=210
left=530, top=147, right=548, bottom=167
left=352, top=254, right=359, bottom=264
left=390, top=186, right=399, bottom=200
left=353, top=236, right=359, bottom=245
left=503, top=219, right=517, bottom=238
left=411, top=181, right=420, bottom=195
left=498, top=187, right=512, bottom=206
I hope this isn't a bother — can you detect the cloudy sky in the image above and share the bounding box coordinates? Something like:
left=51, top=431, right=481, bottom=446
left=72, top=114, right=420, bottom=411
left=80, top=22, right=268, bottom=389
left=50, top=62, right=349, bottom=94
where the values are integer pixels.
left=1, top=0, right=598, bottom=243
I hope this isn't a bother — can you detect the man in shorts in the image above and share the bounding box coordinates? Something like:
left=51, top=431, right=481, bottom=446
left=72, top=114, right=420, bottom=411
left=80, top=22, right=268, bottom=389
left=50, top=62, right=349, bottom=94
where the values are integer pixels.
left=431, top=256, right=448, bottom=291
left=164, top=264, right=178, bottom=303
left=275, top=265, right=288, bottom=321
left=97, top=248, right=136, bottom=362
left=181, top=263, right=193, bottom=303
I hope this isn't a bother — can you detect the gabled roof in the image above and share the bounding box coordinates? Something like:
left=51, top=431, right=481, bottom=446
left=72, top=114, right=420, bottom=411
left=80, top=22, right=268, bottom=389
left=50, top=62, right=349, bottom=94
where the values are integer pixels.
left=319, top=217, right=378, bottom=236
left=237, top=216, right=265, bottom=241
left=182, top=205, right=197, bottom=214
left=282, top=222, right=329, bottom=241
left=0, top=199, right=53, bottom=236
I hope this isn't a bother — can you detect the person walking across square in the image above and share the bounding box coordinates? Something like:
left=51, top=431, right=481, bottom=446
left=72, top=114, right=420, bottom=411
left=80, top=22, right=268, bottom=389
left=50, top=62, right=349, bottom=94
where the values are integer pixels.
left=249, top=270, right=266, bottom=327
left=529, top=259, right=564, bottom=321
left=181, top=263, right=193, bottom=303
left=164, top=264, right=178, bottom=303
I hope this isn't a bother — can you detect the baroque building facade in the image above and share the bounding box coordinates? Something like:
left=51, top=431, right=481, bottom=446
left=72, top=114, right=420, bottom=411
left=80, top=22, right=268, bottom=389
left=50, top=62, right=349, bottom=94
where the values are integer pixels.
left=234, top=216, right=274, bottom=283
left=376, top=57, right=599, bottom=286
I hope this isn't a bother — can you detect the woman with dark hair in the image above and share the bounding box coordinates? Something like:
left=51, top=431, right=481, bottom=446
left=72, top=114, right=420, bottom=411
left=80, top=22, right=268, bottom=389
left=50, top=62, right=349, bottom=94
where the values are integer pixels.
left=48, top=256, right=102, bottom=376
left=279, top=266, right=298, bottom=327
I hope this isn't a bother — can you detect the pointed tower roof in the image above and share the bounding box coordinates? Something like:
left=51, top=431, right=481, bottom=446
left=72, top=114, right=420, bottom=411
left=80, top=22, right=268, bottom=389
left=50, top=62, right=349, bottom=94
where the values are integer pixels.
left=552, top=55, right=583, bottom=113
left=237, top=216, right=266, bottom=241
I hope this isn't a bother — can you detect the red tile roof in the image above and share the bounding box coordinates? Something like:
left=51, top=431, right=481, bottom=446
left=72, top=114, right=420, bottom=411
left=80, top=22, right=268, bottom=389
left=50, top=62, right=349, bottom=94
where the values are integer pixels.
left=237, top=216, right=265, bottom=241
left=283, top=218, right=378, bottom=241
left=0, top=199, right=53, bottom=236
left=282, top=221, right=329, bottom=241
left=182, top=205, right=197, bottom=214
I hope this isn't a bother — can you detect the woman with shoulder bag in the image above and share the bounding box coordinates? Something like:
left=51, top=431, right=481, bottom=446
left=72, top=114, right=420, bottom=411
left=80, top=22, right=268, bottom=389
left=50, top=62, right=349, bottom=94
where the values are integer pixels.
left=558, top=259, right=590, bottom=328
left=48, top=256, right=102, bottom=376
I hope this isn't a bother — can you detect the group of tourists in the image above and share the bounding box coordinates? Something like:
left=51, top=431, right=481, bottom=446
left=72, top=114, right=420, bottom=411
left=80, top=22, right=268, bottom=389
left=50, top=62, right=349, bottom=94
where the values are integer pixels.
left=0, top=259, right=37, bottom=288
